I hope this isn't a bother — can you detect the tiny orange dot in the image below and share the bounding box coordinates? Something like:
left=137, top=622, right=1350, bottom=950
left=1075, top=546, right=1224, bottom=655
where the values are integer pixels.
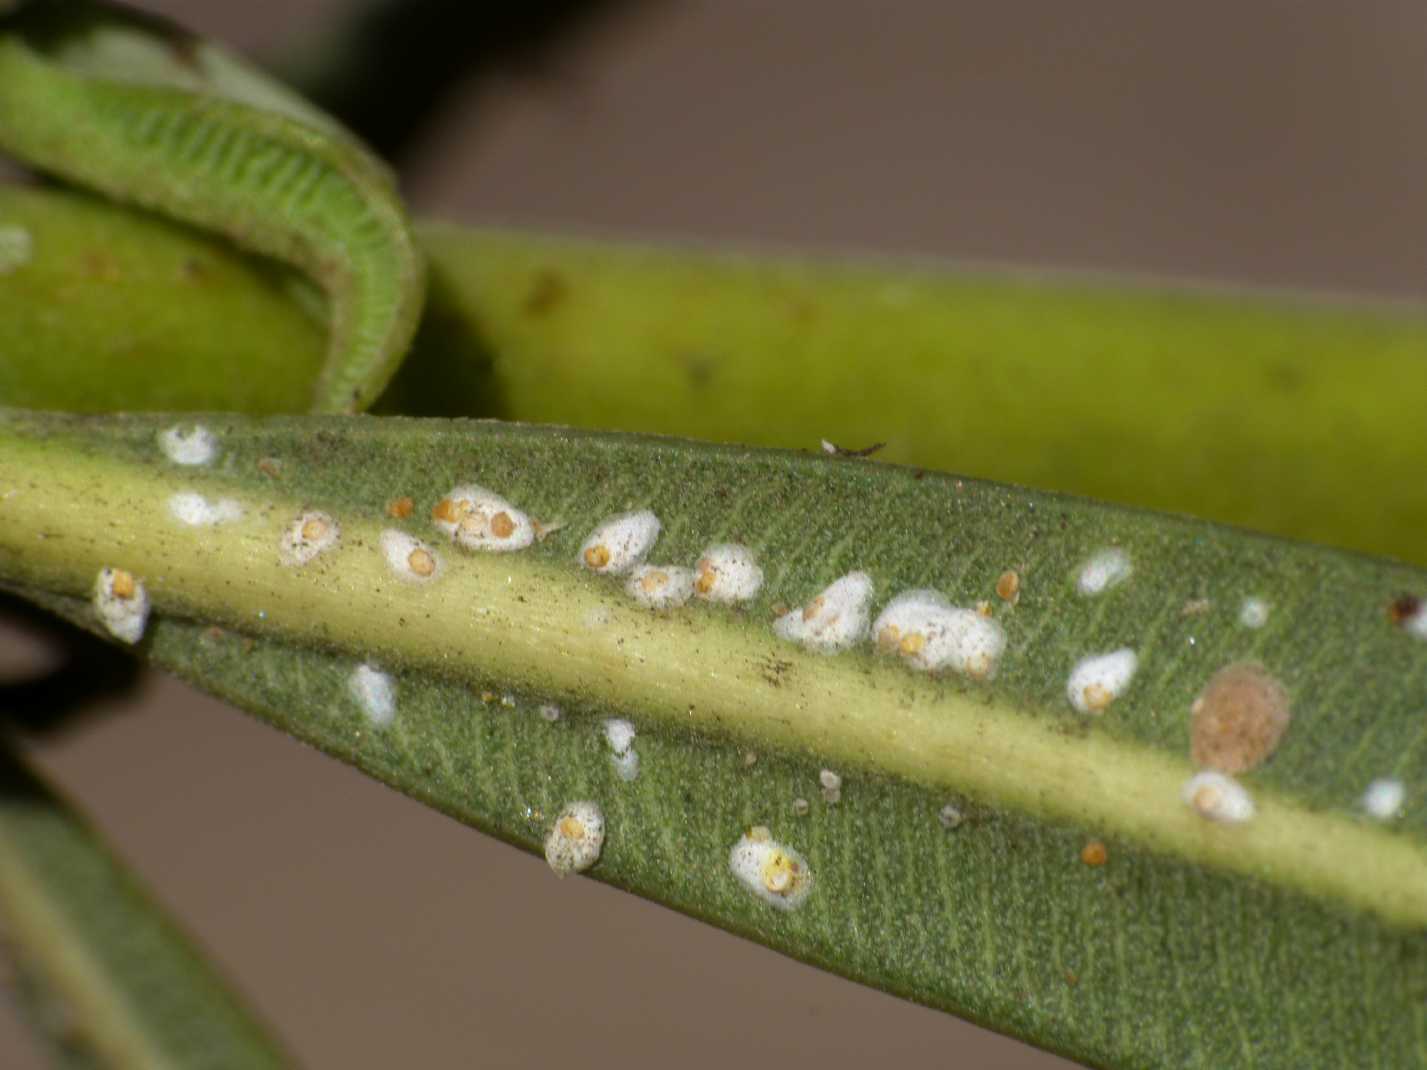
left=490, top=511, right=516, bottom=539
left=1082, top=683, right=1113, bottom=712
left=386, top=496, right=414, bottom=519
left=899, top=632, right=927, bottom=657
left=431, top=499, right=459, bottom=523
left=110, top=569, right=136, bottom=599
left=1080, top=840, right=1108, bottom=867
left=558, top=816, right=585, bottom=839
left=640, top=569, right=668, bottom=593
left=300, top=517, right=328, bottom=542
left=996, top=570, right=1021, bottom=602
left=802, top=596, right=825, bottom=622
left=694, top=565, right=717, bottom=594
left=407, top=548, right=436, bottom=577
left=584, top=544, right=611, bottom=569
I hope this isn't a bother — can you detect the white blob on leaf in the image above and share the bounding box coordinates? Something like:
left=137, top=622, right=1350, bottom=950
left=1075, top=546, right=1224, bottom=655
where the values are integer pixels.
left=380, top=529, right=441, bottom=583
left=872, top=589, right=1006, bottom=679
left=774, top=571, right=874, bottom=653
left=1182, top=771, right=1255, bottom=824
left=349, top=663, right=395, bottom=727
left=168, top=492, right=244, bottom=527
left=0, top=224, right=32, bottom=273
left=1403, top=604, right=1427, bottom=641
left=729, top=827, right=813, bottom=910
left=92, top=567, right=148, bottom=645
left=545, top=801, right=605, bottom=877
left=157, top=425, right=218, bottom=466
left=624, top=564, right=696, bottom=609
left=1362, top=778, right=1405, bottom=821
left=603, top=718, right=640, bottom=781
left=580, top=511, right=661, bottom=574
left=1077, top=548, right=1132, bottom=596
left=1238, top=597, right=1270, bottom=629
left=431, top=484, right=534, bottom=553
left=819, top=768, right=842, bottom=805
left=278, top=510, right=340, bottom=567
left=1066, top=648, right=1138, bottom=714
left=694, top=543, right=764, bottom=603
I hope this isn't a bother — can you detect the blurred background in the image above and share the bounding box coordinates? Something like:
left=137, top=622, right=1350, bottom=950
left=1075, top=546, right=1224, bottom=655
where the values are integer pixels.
left=6, top=1, right=1427, bottom=1066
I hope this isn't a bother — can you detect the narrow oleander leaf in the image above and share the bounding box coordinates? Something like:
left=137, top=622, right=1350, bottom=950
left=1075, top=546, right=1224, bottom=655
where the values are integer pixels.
left=409, top=225, right=1427, bottom=565
left=0, top=742, right=290, bottom=1069
left=1, top=408, right=1424, bottom=1069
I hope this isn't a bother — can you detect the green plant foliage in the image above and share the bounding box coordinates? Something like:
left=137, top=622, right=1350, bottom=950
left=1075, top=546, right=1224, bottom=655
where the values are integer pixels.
left=0, top=0, right=425, bottom=412
left=6, top=180, right=1427, bottom=563
left=0, top=186, right=325, bottom=412
left=413, top=226, right=1427, bottom=565
left=2, top=408, right=1424, bottom=1069
left=0, top=743, right=289, bottom=1068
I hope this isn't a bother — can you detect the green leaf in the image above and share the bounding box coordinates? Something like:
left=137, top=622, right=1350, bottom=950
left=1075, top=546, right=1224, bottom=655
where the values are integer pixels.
left=2, top=408, right=1424, bottom=1069
left=412, top=225, right=1427, bottom=565
left=6, top=182, right=1427, bottom=562
left=0, top=185, right=325, bottom=412
left=0, top=741, right=290, bottom=1068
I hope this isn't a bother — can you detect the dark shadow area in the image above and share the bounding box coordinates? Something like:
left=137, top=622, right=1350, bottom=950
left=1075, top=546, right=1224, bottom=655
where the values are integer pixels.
left=371, top=260, right=508, bottom=417
left=278, top=0, right=644, bottom=165
left=0, top=593, right=141, bottom=738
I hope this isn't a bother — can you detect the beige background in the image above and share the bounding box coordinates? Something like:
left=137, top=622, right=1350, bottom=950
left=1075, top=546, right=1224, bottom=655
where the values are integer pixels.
left=6, top=2, right=1427, bottom=1066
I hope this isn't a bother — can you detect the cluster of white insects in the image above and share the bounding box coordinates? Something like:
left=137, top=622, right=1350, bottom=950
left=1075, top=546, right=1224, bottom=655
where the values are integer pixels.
left=88, top=425, right=1413, bottom=908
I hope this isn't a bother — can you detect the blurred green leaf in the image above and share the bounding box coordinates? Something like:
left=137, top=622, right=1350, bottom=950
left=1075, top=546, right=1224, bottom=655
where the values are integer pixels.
left=0, top=740, right=289, bottom=1069
left=0, top=186, right=324, bottom=413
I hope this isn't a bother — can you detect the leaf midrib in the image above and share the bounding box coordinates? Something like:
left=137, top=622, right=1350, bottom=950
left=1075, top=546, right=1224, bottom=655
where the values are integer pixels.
left=0, top=428, right=1422, bottom=930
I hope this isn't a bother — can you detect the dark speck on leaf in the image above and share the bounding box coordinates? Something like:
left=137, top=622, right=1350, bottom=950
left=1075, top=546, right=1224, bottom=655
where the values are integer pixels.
left=1388, top=594, right=1421, bottom=627
left=523, top=269, right=567, bottom=317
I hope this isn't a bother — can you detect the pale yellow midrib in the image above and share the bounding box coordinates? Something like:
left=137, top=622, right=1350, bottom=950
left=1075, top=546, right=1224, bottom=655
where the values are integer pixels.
left=1, top=436, right=1423, bottom=929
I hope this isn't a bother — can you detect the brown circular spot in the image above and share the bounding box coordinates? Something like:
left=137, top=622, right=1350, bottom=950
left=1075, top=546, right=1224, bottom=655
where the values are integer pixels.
left=557, top=816, right=585, bottom=840
left=1190, top=662, right=1291, bottom=774
left=300, top=517, right=328, bottom=542
left=110, top=569, right=136, bottom=599
left=490, top=511, right=516, bottom=539
left=1389, top=594, right=1422, bottom=627
left=584, top=544, right=611, bottom=570
left=1080, top=840, right=1108, bottom=867
left=1081, top=683, right=1113, bottom=713
left=996, top=570, right=1021, bottom=602
left=386, top=496, right=414, bottom=519
left=407, top=548, right=436, bottom=577
left=694, top=562, right=717, bottom=594
left=898, top=632, right=927, bottom=657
